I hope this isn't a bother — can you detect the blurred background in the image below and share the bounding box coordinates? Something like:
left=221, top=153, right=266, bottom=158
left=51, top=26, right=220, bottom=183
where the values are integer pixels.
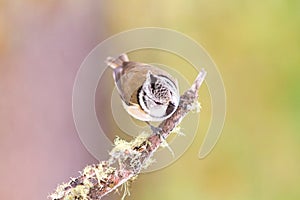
left=1, top=0, right=300, bottom=199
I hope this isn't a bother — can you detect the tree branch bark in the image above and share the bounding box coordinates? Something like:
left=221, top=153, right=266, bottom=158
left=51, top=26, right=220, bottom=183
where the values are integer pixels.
left=49, top=69, right=207, bottom=200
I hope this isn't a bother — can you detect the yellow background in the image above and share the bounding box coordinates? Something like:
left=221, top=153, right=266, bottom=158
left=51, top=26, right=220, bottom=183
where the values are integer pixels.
left=0, top=1, right=299, bottom=199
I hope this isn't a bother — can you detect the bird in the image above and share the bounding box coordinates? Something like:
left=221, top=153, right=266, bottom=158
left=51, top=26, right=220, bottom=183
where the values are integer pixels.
left=106, top=53, right=180, bottom=122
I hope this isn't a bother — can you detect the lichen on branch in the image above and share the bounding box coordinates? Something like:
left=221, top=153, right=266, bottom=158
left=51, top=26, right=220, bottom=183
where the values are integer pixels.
left=49, top=69, right=207, bottom=200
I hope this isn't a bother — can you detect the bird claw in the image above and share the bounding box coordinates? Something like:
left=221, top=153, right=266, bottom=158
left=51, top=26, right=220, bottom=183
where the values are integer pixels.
left=146, top=122, right=163, bottom=135
left=151, top=125, right=162, bottom=134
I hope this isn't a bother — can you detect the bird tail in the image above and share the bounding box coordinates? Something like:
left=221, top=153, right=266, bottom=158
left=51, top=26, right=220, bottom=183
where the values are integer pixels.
left=105, top=53, right=129, bottom=69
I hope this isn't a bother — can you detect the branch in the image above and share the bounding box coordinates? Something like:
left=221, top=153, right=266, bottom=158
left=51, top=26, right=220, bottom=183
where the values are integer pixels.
left=49, top=69, right=207, bottom=200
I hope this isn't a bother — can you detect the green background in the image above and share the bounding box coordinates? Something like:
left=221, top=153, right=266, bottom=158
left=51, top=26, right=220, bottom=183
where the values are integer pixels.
left=0, top=1, right=299, bottom=199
